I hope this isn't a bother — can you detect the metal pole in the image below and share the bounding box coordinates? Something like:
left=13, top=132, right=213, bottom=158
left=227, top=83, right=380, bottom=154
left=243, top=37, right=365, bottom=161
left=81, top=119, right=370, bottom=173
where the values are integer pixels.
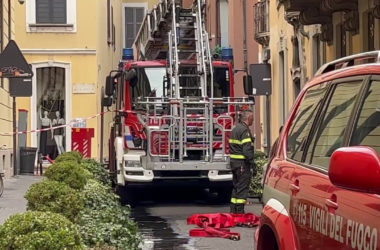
left=100, top=87, right=104, bottom=164
left=266, top=94, right=271, bottom=156
left=243, top=0, right=248, bottom=73
left=13, top=97, right=17, bottom=175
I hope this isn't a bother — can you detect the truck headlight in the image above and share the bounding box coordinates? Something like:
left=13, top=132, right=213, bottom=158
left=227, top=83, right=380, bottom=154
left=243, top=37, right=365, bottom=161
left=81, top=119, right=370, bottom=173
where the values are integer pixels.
left=125, top=161, right=141, bottom=168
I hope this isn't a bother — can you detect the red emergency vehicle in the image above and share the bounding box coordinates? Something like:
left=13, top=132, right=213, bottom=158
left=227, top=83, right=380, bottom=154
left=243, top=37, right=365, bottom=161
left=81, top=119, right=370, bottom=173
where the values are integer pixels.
left=256, top=51, right=380, bottom=250
left=104, top=0, right=253, bottom=202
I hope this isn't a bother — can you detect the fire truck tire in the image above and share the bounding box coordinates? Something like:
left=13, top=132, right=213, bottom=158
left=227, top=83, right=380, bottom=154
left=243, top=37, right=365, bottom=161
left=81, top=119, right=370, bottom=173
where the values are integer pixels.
left=116, top=185, right=136, bottom=207
left=215, top=187, right=232, bottom=203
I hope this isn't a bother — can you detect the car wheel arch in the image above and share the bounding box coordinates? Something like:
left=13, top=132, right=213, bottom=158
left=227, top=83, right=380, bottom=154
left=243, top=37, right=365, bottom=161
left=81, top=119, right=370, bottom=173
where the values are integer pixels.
left=258, top=198, right=299, bottom=250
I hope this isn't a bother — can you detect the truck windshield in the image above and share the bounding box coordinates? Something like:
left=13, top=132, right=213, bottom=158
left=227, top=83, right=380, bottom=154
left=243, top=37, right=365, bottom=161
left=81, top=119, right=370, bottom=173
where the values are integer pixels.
left=129, top=66, right=230, bottom=106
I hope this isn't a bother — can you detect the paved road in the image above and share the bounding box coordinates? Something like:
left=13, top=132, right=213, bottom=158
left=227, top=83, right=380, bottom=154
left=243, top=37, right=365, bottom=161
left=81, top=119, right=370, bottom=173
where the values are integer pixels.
left=0, top=175, right=42, bottom=224
left=130, top=187, right=262, bottom=250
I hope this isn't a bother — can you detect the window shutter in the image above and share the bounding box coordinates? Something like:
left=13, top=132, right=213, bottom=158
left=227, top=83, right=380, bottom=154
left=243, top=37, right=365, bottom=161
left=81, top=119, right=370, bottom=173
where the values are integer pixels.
left=36, top=0, right=66, bottom=24
left=125, top=7, right=145, bottom=48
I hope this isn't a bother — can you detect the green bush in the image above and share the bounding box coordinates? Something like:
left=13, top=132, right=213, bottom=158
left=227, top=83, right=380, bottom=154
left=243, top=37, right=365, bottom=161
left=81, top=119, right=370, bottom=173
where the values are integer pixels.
left=25, top=180, right=84, bottom=222
left=81, top=159, right=111, bottom=187
left=44, top=161, right=91, bottom=190
left=78, top=180, right=141, bottom=249
left=249, top=151, right=268, bottom=198
left=55, top=151, right=83, bottom=164
left=0, top=211, right=84, bottom=250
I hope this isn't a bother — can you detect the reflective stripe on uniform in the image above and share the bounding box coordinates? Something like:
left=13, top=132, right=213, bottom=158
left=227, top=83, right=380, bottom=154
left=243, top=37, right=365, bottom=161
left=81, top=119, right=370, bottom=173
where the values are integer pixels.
left=236, top=199, right=246, bottom=204
left=229, top=138, right=252, bottom=145
left=231, top=198, right=246, bottom=204
left=230, top=154, right=245, bottom=159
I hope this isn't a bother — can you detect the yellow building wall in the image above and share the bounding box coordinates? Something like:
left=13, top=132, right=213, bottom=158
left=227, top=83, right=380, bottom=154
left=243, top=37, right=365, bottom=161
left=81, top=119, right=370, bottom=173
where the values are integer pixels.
left=14, top=0, right=97, bottom=49
left=123, top=0, right=159, bottom=9
left=0, top=1, right=16, bottom=177
left=14, top=0, right=120, bottom=159
left=261, top=0, right=380, bottom=151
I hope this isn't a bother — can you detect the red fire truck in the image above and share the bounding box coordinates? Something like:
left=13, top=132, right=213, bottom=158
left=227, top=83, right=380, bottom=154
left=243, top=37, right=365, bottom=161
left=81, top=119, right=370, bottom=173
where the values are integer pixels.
left=104, top=0, right=253, bottom=201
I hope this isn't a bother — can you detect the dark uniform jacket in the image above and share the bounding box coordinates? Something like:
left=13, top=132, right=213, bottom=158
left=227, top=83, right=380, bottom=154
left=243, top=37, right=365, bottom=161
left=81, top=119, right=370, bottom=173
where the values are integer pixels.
left=229, top=122, right=255, bottom=165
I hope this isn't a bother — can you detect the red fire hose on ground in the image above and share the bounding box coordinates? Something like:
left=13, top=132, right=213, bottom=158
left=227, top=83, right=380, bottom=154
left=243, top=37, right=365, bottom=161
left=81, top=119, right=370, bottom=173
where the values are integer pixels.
left=187, top=213, right=260, bottom=241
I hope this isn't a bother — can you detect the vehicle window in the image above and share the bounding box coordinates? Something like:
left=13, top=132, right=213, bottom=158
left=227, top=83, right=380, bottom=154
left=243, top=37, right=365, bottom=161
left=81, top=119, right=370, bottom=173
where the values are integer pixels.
left=308, top=81, right=362, bottom=170
left=286, top=83, right=328, bottom=162
left=129, top=67, right=166, bottom=109
left=351, top=80, right=380, bottom=154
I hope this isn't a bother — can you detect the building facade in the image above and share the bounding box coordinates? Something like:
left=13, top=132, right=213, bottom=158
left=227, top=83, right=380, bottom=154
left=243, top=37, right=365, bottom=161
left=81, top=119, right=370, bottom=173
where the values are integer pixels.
left=254, top=0, right=380, bottom=152
left=206, top=0, right=261, bottom=148
left=13, top=0, right=160, bottom=161
left=0, top=0, right=15, bottom=178
left=14, top=0, right=123, bottom=160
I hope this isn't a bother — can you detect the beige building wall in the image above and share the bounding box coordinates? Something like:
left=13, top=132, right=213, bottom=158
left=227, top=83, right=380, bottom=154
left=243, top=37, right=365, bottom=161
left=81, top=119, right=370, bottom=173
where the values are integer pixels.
left=257, top=0, right=380, bottom=152
left=0, top=1, right=16, bottom=178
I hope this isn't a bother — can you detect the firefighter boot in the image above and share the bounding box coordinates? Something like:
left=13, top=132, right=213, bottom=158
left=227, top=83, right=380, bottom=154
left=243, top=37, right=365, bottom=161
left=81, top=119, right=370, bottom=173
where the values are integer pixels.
left=236, top=204, right=245, bottom=214
left=230, top=203, right=237, bottom=214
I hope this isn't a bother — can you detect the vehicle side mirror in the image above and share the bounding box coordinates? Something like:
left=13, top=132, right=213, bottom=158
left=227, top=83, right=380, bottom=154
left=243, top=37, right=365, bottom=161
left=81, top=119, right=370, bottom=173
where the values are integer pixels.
left=105, top=76, right=115, bottom=96
left=102, top=96, right=113, bottom=107
left=329, top=146, right=380, bottom=195
left=125, top=69, right=136, bottom=81
left=243, top=75, right=253, bottom=96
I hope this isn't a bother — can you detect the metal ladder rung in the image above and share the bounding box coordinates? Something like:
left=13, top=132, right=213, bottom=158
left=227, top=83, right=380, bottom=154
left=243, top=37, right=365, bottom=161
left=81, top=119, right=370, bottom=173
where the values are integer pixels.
left=179, top=87, right=201, bottom=90
left=178, top=74, right=200, bottom=77
left=176, top=24, right=196, bottom=29
left=186, top=147, right=208, bottom=151
left=180, top=37, right=198, bottom=41
left=178, top=50, right=198, bottom=53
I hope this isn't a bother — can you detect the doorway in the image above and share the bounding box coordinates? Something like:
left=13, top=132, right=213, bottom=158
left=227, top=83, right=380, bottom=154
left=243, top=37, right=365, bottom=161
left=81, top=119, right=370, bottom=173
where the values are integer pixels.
left=31, top=62, right=71, bottom=159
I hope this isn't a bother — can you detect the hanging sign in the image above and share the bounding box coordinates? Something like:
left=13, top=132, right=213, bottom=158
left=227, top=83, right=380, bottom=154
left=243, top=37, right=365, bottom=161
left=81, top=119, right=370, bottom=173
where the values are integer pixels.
left=0, top=40, right=33, bottom=78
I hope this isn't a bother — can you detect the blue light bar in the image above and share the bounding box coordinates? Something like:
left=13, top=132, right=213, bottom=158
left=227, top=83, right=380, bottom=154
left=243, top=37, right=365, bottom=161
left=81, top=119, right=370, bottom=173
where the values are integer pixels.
left=221, top=47, right=233, bottom=61
left=122, top=48, right=134, bottom=60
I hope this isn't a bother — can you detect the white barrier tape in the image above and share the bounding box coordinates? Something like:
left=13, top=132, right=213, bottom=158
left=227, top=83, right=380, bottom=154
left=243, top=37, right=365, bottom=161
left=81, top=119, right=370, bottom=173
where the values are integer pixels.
left=0, top=110, right=124, bottom=136
left=0, top=109, right=144, bottom=136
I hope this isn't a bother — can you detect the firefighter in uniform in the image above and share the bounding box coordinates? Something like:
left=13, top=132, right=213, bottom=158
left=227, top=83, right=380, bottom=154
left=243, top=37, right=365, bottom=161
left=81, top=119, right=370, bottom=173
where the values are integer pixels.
left=229, top=109, right=256, bottom=214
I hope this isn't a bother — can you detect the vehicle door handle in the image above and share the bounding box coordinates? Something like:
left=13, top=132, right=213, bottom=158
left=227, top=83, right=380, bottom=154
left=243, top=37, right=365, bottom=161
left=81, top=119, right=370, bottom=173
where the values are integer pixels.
left=325, top=198, right=338, bottom=210
left=289, top=183, right=300, bottom=192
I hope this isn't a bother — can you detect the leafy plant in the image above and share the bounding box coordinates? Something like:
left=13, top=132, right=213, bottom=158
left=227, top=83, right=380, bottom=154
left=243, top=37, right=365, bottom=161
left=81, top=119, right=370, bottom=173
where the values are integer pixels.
left=78, top=180, right=141, bottom=249
left=25, top=180, right=84, bottom=222
left=44, top=161, right=91, bottom=190
left=55, top=151, right=83, bottom=164
left=0, top=211, right=84, bottom=250
left=249, top=151, right=268, bottom=198
left=81, top=159, right=111, bottom=187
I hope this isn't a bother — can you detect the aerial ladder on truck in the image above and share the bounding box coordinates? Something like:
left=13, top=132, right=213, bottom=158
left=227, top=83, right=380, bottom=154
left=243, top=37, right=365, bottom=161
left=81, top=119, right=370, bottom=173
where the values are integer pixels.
left=106, top=0, right=254, bottom=201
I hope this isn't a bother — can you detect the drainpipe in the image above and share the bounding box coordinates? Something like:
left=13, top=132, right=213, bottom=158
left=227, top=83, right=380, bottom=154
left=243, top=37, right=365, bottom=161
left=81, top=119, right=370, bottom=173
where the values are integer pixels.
left=243, top=0, right=248, bottom=74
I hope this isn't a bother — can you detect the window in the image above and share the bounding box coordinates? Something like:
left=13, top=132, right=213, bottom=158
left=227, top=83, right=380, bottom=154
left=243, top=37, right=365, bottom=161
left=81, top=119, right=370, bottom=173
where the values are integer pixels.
left=124, top=6, right=145, bottom=48
left=26, top=0, right=76, bottom=32
left=129, top=67, right=166, bottom=109
left=351, top=80, right=380, bottom=155
left=287, top=83, right=328, bottom=162
left=307, top=81, right=362, bottom=170
left=36, top=0, right=66, bottom=24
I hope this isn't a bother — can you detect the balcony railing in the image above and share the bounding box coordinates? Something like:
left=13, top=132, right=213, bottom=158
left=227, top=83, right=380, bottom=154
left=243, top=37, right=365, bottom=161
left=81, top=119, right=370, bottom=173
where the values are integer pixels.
left=254, top=0, right=270, bottom=46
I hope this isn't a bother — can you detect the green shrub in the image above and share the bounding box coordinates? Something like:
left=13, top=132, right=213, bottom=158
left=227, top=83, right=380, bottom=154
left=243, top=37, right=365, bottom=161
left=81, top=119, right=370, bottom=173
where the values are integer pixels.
left=81, top=159, right=111, bottom=187
left=25, top=180, right=84, bottom=222
left=78, top=208, right=140, bottom=249
left=55, top=151, right=83, bottom=164
left=0, top=211, right=84, bottom=250
left=44, top=161, right=91, bottom=190
left=249, top=151, right=268, bottom=198
left=78, top=180, right=141, bottom=249
left=81, top=180, right=118, bottom=209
